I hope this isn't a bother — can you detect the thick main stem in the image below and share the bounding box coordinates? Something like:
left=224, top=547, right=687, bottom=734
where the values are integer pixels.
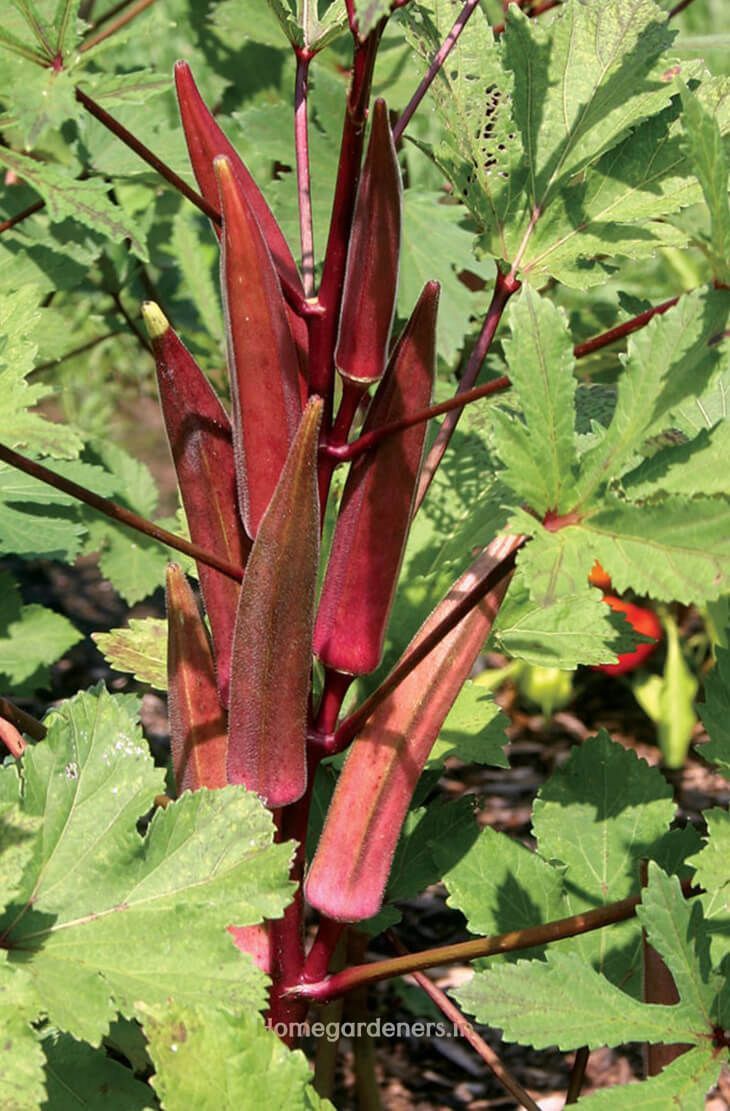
left=0, top=443, right=244, bottom=581
left=294, top=51, right=316, bottom=298
left=293, top=880, right=701, bottom=1003
left=415, top=269, right=519, bottom=509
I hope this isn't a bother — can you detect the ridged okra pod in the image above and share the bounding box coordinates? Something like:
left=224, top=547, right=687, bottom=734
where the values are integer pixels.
left=335, top=99, right=402, bottom=386
left=227, top=399, right=322, bottom=807
left=166, top=563, right=228, bottom=793
left=143, top=303, right=249, bottom=706
left=215, top=155, right=303, bottom=537
left=315, top=282, right=439, bottom=675
left=305, top=534, right=521, bottom=921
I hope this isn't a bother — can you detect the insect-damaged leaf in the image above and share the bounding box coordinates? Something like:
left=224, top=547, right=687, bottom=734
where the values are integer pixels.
left=143, top=303, right=249, bottom=706
left=316, top=282, right=438, bottom=675
left=215, top=156, right=304, bottom=538
left=306, top=535, right=520, bottom=921
left=227, top=399, right=322, bottom=808
left=166, top=564, right=228, bottom=793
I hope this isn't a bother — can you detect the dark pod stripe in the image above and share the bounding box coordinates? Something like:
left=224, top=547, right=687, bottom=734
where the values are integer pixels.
left=143, top=303, right=249, bottom=707
left=335, top=99, right=402, bottom=385
left=227, top=399, right=322, bottom=808
left=215, top=156, right=303, bottom=538
left=315, top=282, right=439, bottom=675
left=166, top=563, right=228, bottom=793
left=305, top=535, right=520, bottom=922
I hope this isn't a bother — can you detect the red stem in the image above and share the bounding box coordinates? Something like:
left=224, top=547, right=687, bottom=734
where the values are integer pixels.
left=334, top=541, right=521, bottom=750
left=668, top=0, right=697, bottom=16
left=0, top=200, right=45, bottom=234
left=392, top=0, right=482, bottom=143
left=493, top=0, right=561, bottom=34
left=573, top=295, right=680, bottom=358
left=385, top=932, right=541, bottom=1111
left=0, top=442, right=244, bottom=582
left=79, top=0, right=159, bottom=52
left=294, top=51, right=316, bottom=298
left=415, top=269, right=520, bottom=510
left=292, top=880, right=701, bottom=1003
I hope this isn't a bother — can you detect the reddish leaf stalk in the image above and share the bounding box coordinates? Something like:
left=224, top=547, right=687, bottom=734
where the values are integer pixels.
left=0, top=200, right=45, bottom=234
left=0, top=442, right=243, bottom=581
left=565, top=1047, right=590, bottom=1104
left=385, top=932, right=541, bottom=1111
left=79, top=0, right=159, bottom=52
left=493, top=0, right=561, bottom=34
left=293, top=880, right=701, bottom=1003
left=0, top=699, right=45, bottom=742
left=294, top=50, right=316, bottom=298
left=415, top=268, right=520, bottom=509
left=573, top=295, right=680, bottom=358
left=74, top=87, right=219, bottom=223
left=392, top=0, right=483, bottom=144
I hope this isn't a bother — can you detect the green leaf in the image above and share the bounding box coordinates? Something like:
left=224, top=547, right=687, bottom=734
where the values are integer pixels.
left=0, top=574, right=81, bottom=691
left=671, top=365, right=729, bottom=438
left=491, top=287, right=578, bottom=513
left=681, top=82, right=730, bottom=283
left=0, top=150, right=147, bottom=261
left=637, top=864, right=718, bottom=1027
left=532, top=732, right=675, bottom=988
left=438, top=825, right=564, bottom=957
left=0, top=804, right=40, bottom=918
left=93, top=618, right=168, bottom=691
left=454, top=950, right=698, bottom=1050
left=0, top=287, right=83, bottom=457
left=42, top=1029, right=153, bottom=1110
left=0, top=687, right=294, bottom=1045
left=399, top=192, right=493, bottom=365
left=0, top=960, right=45, bottom=1111
left=0, top=466, right=84, bottom=561
left=169, top=207, right=224, bottom=343
left=577, top=1046, right=720, bottom=1108
left=697, top=644, right=730, bottom=775
left=428, top=680, right=509, bottom=768
left=622, top=421, right=730, bottom=499
left=687, top=808, right=730, bottom=964
left=385, top=797, right=478, bottom=905
left=575, top=289, right=730, bottom=503
left=143, top=1003, right=331, bottom=1110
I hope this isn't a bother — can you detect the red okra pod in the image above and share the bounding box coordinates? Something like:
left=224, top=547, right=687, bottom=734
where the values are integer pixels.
left=142, top=303, right=250, bottom=707
left=227, top=399, right=322, bottom=808
left=315, top=282, right=439, bottom=675
left=335, top=98, right=402, bottom=386
left=174, top=61, right=309, bottom=385
left=305, top=534, right=521, bottom=922
left=215, top=156, right=303, bottom=537
left=166, top=563, right=228, bottom=793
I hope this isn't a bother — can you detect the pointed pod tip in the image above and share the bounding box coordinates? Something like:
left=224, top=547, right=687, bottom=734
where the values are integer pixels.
left=141, top=301, right=170, bottom=341
left=213, top=154, right=233, bottom=182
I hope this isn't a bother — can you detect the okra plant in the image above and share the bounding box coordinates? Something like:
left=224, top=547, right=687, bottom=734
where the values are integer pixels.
left=1, top=0, right=729, bottom=1106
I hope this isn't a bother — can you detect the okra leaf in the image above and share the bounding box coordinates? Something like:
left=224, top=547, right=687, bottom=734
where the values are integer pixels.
left=428, top=680, right=509, bottom=769
left=143, top=1003, right=331, bottom=1111
left=0, top=959, right=45, bottom=1111
left=574, top=288, right=730, bottom=503
left=576, top=1046, right=720, bottom=1107
left=354, top=0, right=389, bottom=38
left=622, top=421, right=730, bottom=499
left=93, top=617, right=168, bottom=692
left=0, top=687, right=294, bottom=1045
left=0, top=150, right=147, bottom=261
left=697, top=644, right=730, bottom=776
left=438, top=825, right=565, bottom=958
left=42, top=1030, right=152, bottom=1110
left=687, top=809, right=730, bottom=970
left=681, top=82, right=730, bottom=284
left=453, top=950, right=701, bottom=1051
left=492, top=287, right=579, bottom=514
left=0, top=286, right=83, bottom=458
left=0, top=570, right=81, bottom=691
